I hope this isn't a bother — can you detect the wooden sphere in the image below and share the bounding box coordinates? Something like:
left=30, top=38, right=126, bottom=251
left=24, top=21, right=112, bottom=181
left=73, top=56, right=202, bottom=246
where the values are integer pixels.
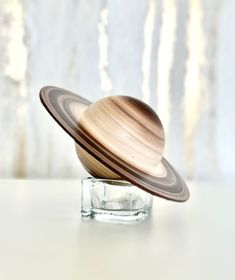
left=75, top=95, right=165, bottom=179
left=40, top=86, right=189, bottom=201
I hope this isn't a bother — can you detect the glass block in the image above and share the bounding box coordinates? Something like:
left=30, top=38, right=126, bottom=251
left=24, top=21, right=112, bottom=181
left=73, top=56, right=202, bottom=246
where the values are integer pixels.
left=81, top=177, right=153, bottom=223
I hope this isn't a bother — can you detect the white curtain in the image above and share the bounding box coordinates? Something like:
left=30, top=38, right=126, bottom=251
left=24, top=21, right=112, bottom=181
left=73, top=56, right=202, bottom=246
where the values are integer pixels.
left=0, top=0, right=234, bottom=181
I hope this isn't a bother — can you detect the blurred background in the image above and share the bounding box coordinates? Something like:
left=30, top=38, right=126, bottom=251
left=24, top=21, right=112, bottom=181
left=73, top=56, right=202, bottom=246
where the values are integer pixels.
left=0, top=0, right=234, bottom=181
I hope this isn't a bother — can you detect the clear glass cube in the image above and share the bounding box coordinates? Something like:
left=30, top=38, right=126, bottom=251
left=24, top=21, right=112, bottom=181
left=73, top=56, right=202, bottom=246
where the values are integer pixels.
left=81, top=177, right=153, bottom=223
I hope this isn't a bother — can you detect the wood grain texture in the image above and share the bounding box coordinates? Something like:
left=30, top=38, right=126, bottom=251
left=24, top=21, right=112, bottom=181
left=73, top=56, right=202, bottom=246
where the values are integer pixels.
left=40, top=86, right=189, bottom=202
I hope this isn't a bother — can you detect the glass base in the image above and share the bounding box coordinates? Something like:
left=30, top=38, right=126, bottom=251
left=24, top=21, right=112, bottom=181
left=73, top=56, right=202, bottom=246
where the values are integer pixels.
left=81, top=178, right=153, bottom=223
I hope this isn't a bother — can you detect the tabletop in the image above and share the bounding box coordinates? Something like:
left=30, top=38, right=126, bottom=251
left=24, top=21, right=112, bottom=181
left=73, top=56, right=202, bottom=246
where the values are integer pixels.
left=0, top=179, right=234, bottom=280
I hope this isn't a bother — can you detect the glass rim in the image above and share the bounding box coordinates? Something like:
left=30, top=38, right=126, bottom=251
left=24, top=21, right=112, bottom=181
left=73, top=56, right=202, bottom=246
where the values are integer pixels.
left=82, top=177, right=133, bottom=187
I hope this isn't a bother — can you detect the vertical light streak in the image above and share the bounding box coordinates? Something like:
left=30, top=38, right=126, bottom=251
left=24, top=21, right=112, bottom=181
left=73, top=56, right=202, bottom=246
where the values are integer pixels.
left=98, top=7, right=112, bottom=94
left=4, top=0, right=28, bottom=177
left=156, top=0, right=177, bottom=134
left=5, top=0, right=27, bottom=94
left=141, top=0, right=156, bottom=104
left=184, top=0, right=206, bottom=178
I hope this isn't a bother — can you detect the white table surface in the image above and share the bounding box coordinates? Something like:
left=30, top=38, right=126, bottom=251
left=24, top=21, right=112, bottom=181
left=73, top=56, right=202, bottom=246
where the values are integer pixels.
left=0, top=180, right=234, bottom=280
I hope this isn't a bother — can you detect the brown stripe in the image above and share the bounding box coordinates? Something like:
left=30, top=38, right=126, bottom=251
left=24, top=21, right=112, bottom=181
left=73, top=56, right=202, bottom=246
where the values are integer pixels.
left=110, top=97, right=165, bottom=143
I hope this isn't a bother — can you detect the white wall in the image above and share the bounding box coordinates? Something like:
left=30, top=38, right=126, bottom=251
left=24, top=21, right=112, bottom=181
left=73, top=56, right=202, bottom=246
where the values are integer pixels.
left=0, top=0, right=233, bottom=181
